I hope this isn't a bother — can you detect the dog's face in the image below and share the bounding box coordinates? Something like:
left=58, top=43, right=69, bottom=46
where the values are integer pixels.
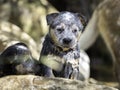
left=46, top=11, right=87, bottom=50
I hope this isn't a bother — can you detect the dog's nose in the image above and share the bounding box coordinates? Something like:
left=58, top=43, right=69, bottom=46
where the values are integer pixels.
left=63, top=38, right=72, bottom=44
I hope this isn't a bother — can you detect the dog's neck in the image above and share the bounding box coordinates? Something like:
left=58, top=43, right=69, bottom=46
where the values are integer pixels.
left=41, top=34, right=80, bottom=60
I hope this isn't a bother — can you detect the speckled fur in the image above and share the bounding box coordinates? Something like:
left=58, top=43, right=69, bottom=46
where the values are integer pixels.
left=39, top=11, right=86, bottom=79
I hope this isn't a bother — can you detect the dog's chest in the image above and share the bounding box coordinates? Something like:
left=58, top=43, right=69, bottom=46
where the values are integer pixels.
left=61, top=50, right=80, bottom=61
left=55, top=49, right=80, bottom=70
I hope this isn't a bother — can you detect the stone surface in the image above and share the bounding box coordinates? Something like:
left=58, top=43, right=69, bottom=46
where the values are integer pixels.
left=0, top=75, right=117, bottom=90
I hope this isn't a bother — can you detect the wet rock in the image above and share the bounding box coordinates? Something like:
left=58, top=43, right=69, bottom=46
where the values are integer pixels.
left=0, top=75, right=118, bottom=90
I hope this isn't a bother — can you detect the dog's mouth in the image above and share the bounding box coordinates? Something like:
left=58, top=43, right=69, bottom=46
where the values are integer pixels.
left=62, top=40, right=77, bottom=48
left=62, top=44, right=72, bottom=48
left=59, top=43, right=77, bottom=51
left=53, top=38, right=77, bottom=51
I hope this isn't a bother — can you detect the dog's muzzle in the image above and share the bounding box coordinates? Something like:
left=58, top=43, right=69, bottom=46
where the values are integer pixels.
left=63, top=38, right=72, bottom=45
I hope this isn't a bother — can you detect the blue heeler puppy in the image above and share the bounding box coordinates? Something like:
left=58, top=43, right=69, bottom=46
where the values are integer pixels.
left=39, top=11, right=90, bottom=80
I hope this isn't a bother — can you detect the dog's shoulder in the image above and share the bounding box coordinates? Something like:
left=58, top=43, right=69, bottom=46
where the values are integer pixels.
left=40, top=34, right=57, bottom=55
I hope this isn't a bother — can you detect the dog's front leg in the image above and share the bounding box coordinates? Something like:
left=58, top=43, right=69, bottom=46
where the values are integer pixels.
left=40, top=64, right=54, bottom=77
left=64, top=62, right=73, bottom=78
left=64, top=62, right=81, bottom=80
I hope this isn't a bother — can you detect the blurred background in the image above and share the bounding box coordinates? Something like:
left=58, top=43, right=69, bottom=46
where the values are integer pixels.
left=0, top=0, right=117, bottom=83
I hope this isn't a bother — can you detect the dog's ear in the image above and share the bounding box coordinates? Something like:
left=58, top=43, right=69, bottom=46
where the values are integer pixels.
left=75, top=13, right=88, bottom=29
left=46, top=13, right=59, bottom=25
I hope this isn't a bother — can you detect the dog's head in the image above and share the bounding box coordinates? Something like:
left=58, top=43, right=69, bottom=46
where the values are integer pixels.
left=46, top=11, right=87, bottom=50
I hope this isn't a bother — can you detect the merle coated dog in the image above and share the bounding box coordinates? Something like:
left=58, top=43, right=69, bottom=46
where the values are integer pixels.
left=39, top=11, right=89, bottom=80
left=0, top=43, right=40, bottom=76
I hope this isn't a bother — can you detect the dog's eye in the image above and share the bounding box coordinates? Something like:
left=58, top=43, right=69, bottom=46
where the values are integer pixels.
left=56, top=28, right=64, bottom=32
left=72, top=29, right=78, bottom=33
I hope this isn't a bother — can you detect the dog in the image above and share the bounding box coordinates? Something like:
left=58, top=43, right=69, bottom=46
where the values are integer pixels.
left=0, top=43, right=40, bottom=76
left=39, top=11, right=90, bottom=80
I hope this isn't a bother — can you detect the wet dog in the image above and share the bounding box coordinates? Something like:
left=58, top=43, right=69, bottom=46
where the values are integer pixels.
left=39, top=11, right=90, bottom=80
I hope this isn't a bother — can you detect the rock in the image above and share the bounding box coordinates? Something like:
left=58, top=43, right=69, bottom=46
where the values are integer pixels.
left=0, top=75, right=117, bottom=90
